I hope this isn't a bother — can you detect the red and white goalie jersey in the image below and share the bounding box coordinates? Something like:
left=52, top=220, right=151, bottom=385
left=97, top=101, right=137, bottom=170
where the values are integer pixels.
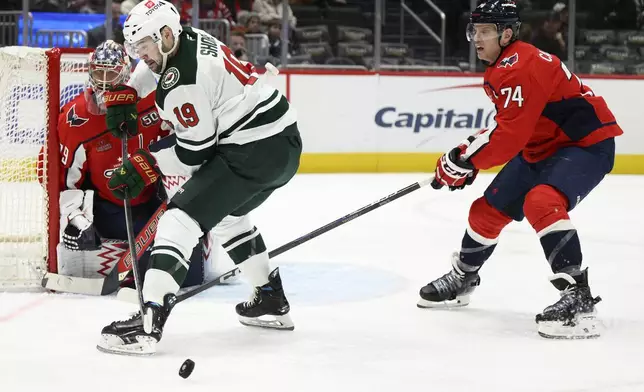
left=57, top=87, right=168, bottom=206
left=463, top=40, right=624, bottom=169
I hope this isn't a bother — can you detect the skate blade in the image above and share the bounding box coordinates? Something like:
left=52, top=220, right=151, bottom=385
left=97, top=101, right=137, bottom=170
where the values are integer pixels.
left=417, top=294, right=471, bottom=309
left=238, top=314, right=295, bottom=331
left=96, top=334, right=157, bottom=356
left=537, top=314, right=603, bottom=340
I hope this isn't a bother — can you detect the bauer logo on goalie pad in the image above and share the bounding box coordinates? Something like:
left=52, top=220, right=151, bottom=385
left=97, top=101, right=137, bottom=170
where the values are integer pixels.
left=161, top=67, right=180, bottom=90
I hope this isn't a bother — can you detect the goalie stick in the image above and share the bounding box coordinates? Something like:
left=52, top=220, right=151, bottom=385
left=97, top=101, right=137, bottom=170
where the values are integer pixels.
left=118, top=175, right=436, bottom=305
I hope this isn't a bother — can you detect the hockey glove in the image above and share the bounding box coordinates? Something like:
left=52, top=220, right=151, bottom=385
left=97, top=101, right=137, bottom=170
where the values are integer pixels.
left=62, top=220, right=101, bottom=251
left=105, top=85, right=138, bottom=138
left=108, top=149, right=161, bottom=199
left=432, top=147, right=478, bottom=191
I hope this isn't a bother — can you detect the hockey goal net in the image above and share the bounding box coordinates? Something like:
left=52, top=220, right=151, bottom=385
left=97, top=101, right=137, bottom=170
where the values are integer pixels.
left=0, top=46, right=93, bottom=290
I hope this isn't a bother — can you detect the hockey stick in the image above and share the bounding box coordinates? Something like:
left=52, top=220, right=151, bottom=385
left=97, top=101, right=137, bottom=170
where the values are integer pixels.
left=121, top=135, right=147, bottom=316
left=172, top=175, right=437, bottom=304
left=41, top=201, right=166, bottom=295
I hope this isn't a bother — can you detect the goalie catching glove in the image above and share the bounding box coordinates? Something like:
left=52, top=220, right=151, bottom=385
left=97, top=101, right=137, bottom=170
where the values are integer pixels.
left=108, top=150, right=161, bottom=199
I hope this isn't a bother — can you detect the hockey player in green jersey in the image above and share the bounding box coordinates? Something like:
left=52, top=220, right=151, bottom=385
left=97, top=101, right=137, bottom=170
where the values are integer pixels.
left=97, top=0, right=302, bottom=356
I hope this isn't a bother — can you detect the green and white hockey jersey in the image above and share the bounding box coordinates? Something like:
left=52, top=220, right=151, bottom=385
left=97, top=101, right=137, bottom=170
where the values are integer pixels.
left=154, top=26, right=296, bottom=167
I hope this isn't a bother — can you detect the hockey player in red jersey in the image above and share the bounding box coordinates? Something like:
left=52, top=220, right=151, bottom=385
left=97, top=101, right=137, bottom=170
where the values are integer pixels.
left=418, top=0, right=623, bottom=339
left=56, top=41, right=167, bottom=253
left=49, top=41, right=170, bottom=283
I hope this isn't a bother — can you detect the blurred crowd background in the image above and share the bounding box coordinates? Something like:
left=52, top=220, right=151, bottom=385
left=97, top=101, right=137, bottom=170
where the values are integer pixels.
left=1, top=0, right=643, bottom=75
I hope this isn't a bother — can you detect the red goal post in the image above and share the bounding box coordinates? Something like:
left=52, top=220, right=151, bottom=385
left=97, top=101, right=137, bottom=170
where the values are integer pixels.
left=0, top=46, right=93, bottom=290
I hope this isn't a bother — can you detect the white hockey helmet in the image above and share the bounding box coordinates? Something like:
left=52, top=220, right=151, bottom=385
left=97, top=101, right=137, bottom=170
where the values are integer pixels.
left=123, top=0, right=182, bottom=74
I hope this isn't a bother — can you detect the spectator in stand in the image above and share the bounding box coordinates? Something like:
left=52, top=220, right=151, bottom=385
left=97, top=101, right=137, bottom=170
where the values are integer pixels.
left=237, top=11, right=263, bottom=33
left=552, top=3, right=572, bottom=47
left=531, top=12, right=566, bottom=61
left=179, top=0, right=235, bottom=25
left=87, top=0, right=125, bottom=47
left=266, top=19, right=293, bottom=58
left=244, top=12, right=264, bottom=33
left=230, top=29, right=250, bottom=61
left=253, top=0, right=296, bottom=29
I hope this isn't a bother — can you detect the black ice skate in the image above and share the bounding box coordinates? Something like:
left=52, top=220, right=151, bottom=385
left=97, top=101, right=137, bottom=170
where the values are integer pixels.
left=236, top=268, right=294, bottom=330
left=96, top=294, right=176, bottom=356
left=418, top=253, right=481, bottom=308
left=536, top=268, right=602, bottom=339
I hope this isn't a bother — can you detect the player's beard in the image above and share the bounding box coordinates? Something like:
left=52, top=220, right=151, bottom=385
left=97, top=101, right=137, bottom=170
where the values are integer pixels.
left=144, top=58, right=161, bottom=74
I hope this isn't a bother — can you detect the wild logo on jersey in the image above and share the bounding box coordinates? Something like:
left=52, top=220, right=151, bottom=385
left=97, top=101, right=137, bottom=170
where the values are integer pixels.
left=498, top=52, right=519, bottom=68
left=162, top=67, right=180, bottom=89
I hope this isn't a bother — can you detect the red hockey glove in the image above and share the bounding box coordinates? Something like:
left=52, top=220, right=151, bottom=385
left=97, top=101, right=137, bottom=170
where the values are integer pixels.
left=105, top=85, right=138, bottom=138
left=432, top=147, right=478, bottom=191
left=107, top=149, right=161, bottom=199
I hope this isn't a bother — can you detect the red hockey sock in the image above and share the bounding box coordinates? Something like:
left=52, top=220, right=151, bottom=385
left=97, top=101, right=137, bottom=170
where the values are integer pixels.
left=524, top=185, right=582, bottom=272
left=458, top=197, right=512, bottom=272
left=523, top=185, right=571, bottom=235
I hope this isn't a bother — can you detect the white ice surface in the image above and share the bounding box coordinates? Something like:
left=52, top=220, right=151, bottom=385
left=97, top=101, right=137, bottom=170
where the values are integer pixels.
left=1, top=173, right=643, bottom=392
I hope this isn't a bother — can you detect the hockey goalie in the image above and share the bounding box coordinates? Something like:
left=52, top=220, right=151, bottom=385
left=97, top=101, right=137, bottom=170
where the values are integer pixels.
left=47, top=41, right=227, bottom=290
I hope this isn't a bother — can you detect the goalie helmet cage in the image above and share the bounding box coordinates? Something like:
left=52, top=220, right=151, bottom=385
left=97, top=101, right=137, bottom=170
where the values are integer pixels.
left=0, top=46, right=93, bottom=290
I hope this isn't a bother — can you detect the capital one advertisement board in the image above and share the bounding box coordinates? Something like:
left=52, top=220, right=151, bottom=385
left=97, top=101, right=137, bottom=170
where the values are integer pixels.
left=289, top=74, right=496, bottom=154
left=270, top=72, right=643, bottom=173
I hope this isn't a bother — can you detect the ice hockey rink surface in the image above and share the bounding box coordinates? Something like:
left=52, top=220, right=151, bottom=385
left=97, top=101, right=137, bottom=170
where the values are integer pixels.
left=2, top=173, right=643, bottom=392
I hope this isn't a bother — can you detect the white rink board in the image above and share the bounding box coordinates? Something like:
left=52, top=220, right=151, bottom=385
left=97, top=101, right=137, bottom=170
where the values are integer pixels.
left=276, top=73, right=644, bottom=155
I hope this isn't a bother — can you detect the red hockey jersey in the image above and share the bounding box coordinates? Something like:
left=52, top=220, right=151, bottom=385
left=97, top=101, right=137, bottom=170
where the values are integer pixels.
left=463, top=40, right=623, bottom=170
left=57, top=92, right=168, bottom=206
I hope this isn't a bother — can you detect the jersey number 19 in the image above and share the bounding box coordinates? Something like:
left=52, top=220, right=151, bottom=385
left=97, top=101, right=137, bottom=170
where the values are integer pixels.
left=222, top=45, right=258, bottom=86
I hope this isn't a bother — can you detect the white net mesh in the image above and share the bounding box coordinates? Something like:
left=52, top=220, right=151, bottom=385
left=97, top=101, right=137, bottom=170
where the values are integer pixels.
left=0, top=47, right=90, bottom=289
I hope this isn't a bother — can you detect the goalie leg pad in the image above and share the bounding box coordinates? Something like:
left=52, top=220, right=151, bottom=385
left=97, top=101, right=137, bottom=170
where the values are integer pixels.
left=143, top=208, right=203, bottom=305
left=57, top=240, right=127, bottom=278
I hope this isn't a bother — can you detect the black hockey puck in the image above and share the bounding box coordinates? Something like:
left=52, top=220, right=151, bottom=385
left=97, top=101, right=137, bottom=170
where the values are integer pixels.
left=179, top=359, right=195, bottom=379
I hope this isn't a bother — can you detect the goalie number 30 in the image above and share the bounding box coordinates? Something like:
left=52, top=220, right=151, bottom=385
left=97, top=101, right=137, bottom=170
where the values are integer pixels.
left=500, top=85, right=524, bottom=108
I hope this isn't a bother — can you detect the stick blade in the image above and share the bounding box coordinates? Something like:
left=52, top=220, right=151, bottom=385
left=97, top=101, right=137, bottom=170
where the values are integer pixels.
left=41, top=272, right=105, bottom=295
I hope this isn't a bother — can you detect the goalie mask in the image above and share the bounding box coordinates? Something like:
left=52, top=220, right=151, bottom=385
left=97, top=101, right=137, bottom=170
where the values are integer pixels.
left=85, top=40, right=131, bottom=115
